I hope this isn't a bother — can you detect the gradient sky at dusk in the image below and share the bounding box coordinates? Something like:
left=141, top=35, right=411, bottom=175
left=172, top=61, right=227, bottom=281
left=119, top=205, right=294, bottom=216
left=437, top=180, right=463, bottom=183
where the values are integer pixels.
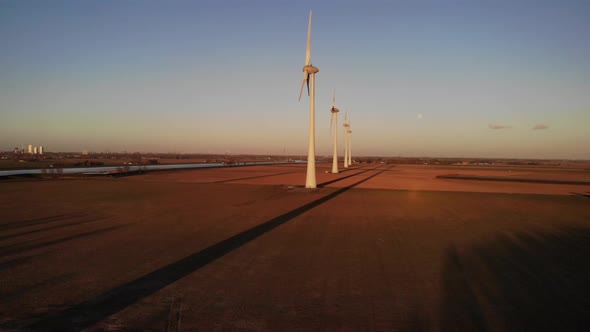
left=1, top=0, right=589, bottom=158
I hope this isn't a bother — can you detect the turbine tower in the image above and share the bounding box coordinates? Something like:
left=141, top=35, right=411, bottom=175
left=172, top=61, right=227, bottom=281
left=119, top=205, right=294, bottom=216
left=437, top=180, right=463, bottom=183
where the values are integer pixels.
left=343, top=110, right=350, bottom=168
left=298, top=10, right=319, bottom=188
left=330, top=89, right=340, bottom=174
left=347, top=122, right=353, bottom=166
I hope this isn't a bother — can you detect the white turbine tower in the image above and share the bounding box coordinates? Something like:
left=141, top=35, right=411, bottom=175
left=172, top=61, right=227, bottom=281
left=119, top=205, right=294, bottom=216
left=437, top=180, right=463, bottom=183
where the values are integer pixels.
left=298, top=10, right=319, bottom=188
left=347, top=121, right=352, bottom=166
left=343, top=110, right=350, bottom=168
left=330, top=89, right=340, bottom=174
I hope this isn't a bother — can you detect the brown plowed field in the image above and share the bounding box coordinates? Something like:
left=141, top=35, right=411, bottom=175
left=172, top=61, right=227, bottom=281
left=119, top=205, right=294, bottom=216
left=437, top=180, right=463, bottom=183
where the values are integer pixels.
left=1, top=164, right=589, bottom=331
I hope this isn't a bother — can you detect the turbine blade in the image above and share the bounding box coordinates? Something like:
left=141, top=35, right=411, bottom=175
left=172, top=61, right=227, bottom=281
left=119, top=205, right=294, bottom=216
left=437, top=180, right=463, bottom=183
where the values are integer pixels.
left=306, top=10, right=312, bottom=66
left=332, top=88, right=335, bottom=107
left=306, top=75, right=310, bottom=96
left=298, top=73, right=308, bottom=102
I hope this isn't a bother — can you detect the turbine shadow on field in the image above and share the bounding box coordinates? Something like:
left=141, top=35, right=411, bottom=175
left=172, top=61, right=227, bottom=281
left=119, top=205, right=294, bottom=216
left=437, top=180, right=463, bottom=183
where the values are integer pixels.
left=212, top=171, right=296, bottom=183
left=571, top=192, right=590, bottom=198
left=334, top=165, right=363, bottom=173
left=318, top=165, right=384, bottom=187
left=0, top=213, right=87, bottom=231
left=0, top=225, right=127, bottom=258
left=23, top=169, right=388, bottom=331
left=441, top=226, right=590, bottom=331
left=0, top=216, right=107, bottom=242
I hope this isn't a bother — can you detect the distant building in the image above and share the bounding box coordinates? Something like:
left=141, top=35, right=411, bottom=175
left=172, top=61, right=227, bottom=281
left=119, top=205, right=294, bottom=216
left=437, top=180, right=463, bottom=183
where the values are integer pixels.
left=33, top=146, right=38, bottom=154
left=39, top=146, right=44, bottom=155
left=27, top=144, right=33, bottom=154
left=82, top=150, right=88, bottom=156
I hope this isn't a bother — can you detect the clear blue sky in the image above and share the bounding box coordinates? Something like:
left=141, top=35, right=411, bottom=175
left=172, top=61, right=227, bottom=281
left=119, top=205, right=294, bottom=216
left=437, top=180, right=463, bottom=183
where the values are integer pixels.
left=1, top=0, right=589, bottom=159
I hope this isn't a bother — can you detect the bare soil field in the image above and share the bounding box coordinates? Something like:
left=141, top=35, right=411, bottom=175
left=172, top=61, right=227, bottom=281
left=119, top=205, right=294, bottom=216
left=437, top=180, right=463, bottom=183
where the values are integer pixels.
left=129, top=163, right=590, bottom=196
left=1, top=164, right=589, bottom=331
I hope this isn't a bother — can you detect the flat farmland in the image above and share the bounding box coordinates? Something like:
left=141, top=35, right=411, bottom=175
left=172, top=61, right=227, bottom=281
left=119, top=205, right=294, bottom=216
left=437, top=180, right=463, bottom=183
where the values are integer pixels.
left=130, top=163, right=590, bottom=195
left=1, top=164, right=589, bottom=331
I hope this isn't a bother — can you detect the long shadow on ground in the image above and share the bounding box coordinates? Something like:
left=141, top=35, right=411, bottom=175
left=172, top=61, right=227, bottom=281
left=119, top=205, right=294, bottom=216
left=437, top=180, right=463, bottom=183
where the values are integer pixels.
left=19, top=169, right=388, bottom=331
left=0, top=216, right=108, bottom=242
left=0, top=213, right=87, bottom=232
left=333, top=165, right=364, bottom=173
left=441, top=226, right=590, bottom=331
left=212, top=171, right=297, bottom=183
left=318, top=165, right=384, bottom=187
left=0, top=225, right=128, bottom=258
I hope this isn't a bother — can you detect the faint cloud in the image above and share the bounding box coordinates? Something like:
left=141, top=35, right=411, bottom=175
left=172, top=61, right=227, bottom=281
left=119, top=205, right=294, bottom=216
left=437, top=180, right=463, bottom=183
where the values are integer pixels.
left=488, top=124, right=511, bottom=130
left=532, top=124, right=549, bottom=130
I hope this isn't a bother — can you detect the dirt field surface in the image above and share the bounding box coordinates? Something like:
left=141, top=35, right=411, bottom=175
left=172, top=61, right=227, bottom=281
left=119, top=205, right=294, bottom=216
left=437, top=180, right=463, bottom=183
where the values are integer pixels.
left=128, top=163, right=590, bottom=196
left=1, top=164, right=589, bottom=331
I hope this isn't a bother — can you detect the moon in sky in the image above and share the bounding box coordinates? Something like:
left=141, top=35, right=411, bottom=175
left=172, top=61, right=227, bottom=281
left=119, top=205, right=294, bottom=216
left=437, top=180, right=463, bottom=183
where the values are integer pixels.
left=417, top=114, right=423, bottom=119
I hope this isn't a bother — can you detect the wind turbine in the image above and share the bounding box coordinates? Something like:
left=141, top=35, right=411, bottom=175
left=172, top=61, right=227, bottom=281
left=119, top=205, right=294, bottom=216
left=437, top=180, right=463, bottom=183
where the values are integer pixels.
left=343, top=110, right=350, bottom=168
left=299, top=10, right=319, bottom=188
left=330, top=89, right=340, bottom=174
left=347, top=121, right=352, bottom=166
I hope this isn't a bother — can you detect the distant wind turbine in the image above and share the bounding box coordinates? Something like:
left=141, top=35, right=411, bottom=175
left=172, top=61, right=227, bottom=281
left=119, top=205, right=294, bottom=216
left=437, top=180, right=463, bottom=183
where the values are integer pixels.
left=343, top=110, right=350, bottom=168
left=298, top=10, right=319, bottom=188
left=347, top=121, right=352, bottom=166
left=330, top=89, right=340, bottom=174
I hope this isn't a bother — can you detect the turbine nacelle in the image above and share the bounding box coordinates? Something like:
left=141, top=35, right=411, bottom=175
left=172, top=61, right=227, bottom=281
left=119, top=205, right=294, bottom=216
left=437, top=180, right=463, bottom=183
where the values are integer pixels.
left=303, top=65, right=319, bottom=74
left=299, top=66, right=319, bottom=101
left=331, top=107, right=340, bottom=113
